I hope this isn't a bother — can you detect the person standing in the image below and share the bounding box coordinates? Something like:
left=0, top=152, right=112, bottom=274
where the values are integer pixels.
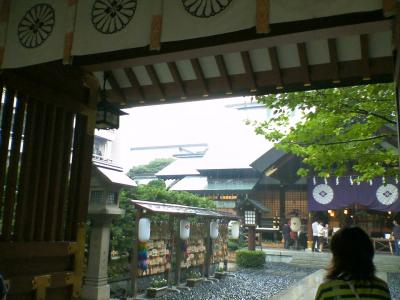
left=298, top=225, right=308, bottom=250
left=312, top=219, right=319, bottom=252
left=315, top=227, right=391, bottom=299
left=282, top=221, right=291, bottom=249
left=318, top=222, right=325, bottom=252
left=392, top=219, right=400, bottom=256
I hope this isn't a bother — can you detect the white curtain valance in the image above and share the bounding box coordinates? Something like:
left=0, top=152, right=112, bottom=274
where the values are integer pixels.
left=0, top=0, right=382, bottom=69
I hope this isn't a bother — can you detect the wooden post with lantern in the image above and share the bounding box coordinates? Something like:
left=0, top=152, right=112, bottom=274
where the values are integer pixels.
left=238, top=197, right=268, bottom=251
left=248, top=225, right=256, bottom=251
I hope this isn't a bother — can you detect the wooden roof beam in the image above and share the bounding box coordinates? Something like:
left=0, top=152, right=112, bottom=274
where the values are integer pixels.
left=123, top=68, right=145, bottom=104
left=82, top=20, right=391, bottom=72
left=328, top=38, right=341, bottom=84
left=190, top=58, right=209, bottom=97
left=268, top=47, right=284, bottom=90
left=215, top=55, right=233, bottom=95
left=167, top=62, right=187, bottom=100
left=115, top=56, right=393, bottom=105
left=106, top=71, right=127, bottom=105
left=241, top=51, right=257, bottom=92
left=297, top=42, right=311, bottom=86
left=360, top=34, right=371, bottom=81
left=145, top=65, right=166, bottom=101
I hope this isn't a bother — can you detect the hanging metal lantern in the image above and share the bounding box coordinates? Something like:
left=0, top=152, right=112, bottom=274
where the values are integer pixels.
left=138, top=218, right=151, bottom=242
left=229, top=221, right=240, bottom=239
left=180, top=219, right=190, bottom=240
left=96, top=72, right=128, bottom=130
left=210, top=221, right=219, bottom=239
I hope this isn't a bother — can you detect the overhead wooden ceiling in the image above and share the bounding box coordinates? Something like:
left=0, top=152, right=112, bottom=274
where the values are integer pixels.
left=76, top=8, right=395, bottom=108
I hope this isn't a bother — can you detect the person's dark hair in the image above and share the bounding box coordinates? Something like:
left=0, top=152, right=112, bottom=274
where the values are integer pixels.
left=326, top=226, right=375, bottom=280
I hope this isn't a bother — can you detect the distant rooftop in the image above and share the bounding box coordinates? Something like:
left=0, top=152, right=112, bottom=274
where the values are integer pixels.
left=156, top=156, right=202, bottom=179
left=92, top=160, right=136, bottom=187
left=131, top=143, right=208, bottom=151
left=170, top=176, right=259, bottom=192
left=130, top=199, right=240, bottom=220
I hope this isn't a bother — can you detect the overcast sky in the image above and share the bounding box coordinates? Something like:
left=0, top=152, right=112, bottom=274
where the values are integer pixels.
left=115, top=96, right=272, bottom=170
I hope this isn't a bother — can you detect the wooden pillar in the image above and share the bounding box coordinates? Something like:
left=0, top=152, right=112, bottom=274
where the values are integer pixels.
left=223, top=223, right=228, bottom=271
left=394, top=6, right=400, bottom=167
left=396, top=87, right=400, bottom=166
left=174, top=218, right=182, bottom=285
left=130, top=209, right=141, bottom=298
left=307, top=212, right=313, bottom=243
left=167, top=215, right=174, bottom=287
left=279, top=186, right=286, bottom=222
left=204, top=220, right=212, bottom=278
left=248, top=226, right=256, bottom=251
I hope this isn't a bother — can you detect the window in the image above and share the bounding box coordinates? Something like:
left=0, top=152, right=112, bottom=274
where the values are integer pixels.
left=91, top=190, right=103, bottom=204
left=215, top=201, right=236, bottom=208
left=261, top=190, right=280, bottom=219
left=93, top=136, right=111, bottom=160
left=285, top=191, right=308, bottom=218
left=107, top=192, right=118, bottom=205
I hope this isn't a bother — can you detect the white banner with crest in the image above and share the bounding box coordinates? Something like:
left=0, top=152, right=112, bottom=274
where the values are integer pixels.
left=72, top=0, right=154, bottom=56
left=161, top=0, right=256, bottom=43
left=2, top=0, right=68, bottom=68
left=0, top=0, right=384, bottom=68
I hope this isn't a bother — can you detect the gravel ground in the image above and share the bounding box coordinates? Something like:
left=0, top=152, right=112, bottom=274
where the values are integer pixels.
left=111, top=263, right=400, bottom=299
left=388, top=273, right=400, bottom=300
left=158, top=263, right=318, bottom=300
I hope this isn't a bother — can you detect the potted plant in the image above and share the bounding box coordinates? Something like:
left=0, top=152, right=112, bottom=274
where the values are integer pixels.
left=146, top=278, right=168, bottom=298
left=214, top=266, right=228, bottom=279
left=186, top=271, right=203, bottom=287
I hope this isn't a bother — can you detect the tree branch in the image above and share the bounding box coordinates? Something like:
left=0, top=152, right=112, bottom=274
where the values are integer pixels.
left=343, top=106, right=396, bottom=124
left=285, top=134, right=393, bottom=146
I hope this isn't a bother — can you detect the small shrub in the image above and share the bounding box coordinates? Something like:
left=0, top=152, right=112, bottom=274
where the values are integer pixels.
left=150, top=278, right=167, bottom=288
left=216, top=266, right=225, bottom=272
left=187, top=271, right=202, bottom=279
left=228, top=240, right=239, bottom=251
left=235, top=250, right=266, bottom=268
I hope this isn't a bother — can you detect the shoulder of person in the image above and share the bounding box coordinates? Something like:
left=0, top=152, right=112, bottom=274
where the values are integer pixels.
left=315, top=279, right=343, bottom=300
left=0, top=273, right=8, bottom=298
left=370, top=276, right=390, bottom=288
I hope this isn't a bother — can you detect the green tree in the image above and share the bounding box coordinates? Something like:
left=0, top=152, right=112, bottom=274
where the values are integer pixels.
left=253, top=83, right=398, bottom=181
left=127, top=158, right=175, bottom=178
left=110, top=180, right=215, bottom=256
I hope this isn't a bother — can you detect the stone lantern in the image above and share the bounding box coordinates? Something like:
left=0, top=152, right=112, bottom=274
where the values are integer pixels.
left=82, top=160, right=136, bottom=300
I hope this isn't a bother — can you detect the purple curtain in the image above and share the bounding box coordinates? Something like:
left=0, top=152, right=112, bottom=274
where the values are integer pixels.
left=308, top=177, right=400, bottom=212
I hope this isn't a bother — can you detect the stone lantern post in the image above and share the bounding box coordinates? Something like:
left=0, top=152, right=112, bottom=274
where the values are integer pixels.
left=82, top=161, right=136, bottom=300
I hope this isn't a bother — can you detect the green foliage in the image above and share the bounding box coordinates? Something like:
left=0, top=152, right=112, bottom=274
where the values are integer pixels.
left=150, top=278, right=167, bottom=288
left=127, top=158, right=175, bottom=178
left=110, top=189, right=136, bottom=257
left=227, top=240, right=239, bottom=251
left=108, top=256, right=130, bottom=279
left=187, top=271, right=202, bottom=279
left=110, top=181, right=215, bottom=257
left=254, top=83, right=398, bottom=181
left=227, top=237, right=247, bottom=251
left=236, top=250, right=266, bottom=268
